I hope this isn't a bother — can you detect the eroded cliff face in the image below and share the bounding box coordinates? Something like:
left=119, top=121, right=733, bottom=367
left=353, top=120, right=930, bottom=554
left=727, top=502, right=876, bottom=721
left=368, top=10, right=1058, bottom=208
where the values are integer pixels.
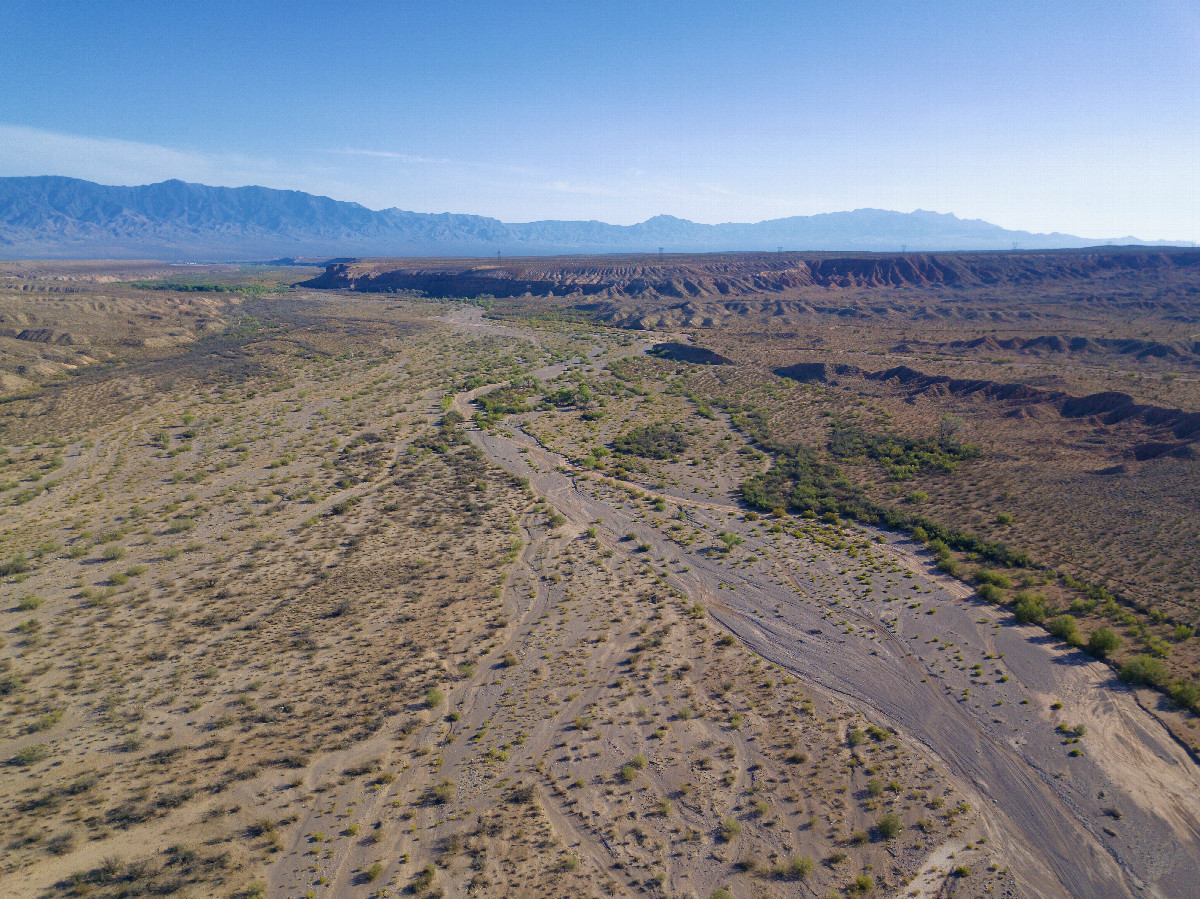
left=304, top=248, right=1200, bottom=299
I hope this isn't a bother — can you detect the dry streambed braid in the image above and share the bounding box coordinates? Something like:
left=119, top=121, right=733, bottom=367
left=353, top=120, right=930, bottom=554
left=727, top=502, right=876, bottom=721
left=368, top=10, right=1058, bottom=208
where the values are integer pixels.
left=0, top=282, right=1193, bottom=898
left=451, top=340, right=1200, bottom=896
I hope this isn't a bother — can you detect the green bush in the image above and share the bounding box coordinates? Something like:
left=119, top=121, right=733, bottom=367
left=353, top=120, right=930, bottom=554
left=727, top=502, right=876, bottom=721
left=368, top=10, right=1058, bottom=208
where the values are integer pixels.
left=11, top=743, right=49, bottom=766
left=430, top=779, right=454, bottom=804
left=877, top=812, right=903, bottom=839
left=1120, top=655, right=1168, bottom=687
left=1013, top=593, right=1047, bottom=625
left=1086, top=627, right=1121, bottom=659
left=853, top=874, right=876, bottom=893
left=613, top=423, right=689, bottom=460
left=976, top=569, right=1012, bottom=589
left=774, top=855, right=814, bottom=880
left=2, top=554, right=33, bottom=576
left=1168, top=678, right=1200, bottom=712
left=978, top=583, right=1005, bottom=604
left=1047, top=614, right=1083, bottom=646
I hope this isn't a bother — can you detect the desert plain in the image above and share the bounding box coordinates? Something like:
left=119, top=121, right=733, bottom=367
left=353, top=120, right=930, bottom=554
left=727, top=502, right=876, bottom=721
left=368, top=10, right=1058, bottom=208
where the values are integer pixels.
left=0, top=250, right=1198, bottom=898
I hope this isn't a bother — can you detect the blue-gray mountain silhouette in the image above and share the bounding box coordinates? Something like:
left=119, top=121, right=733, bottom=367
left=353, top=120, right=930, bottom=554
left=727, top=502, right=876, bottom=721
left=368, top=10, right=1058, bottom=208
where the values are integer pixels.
left=0, top=176, right=1178, bottom=260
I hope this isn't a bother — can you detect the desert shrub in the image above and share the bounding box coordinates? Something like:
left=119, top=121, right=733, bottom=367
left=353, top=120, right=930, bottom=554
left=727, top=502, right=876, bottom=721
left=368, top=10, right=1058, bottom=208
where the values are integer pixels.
left=1013, top=592, right=1047, bottom=624
left=507, top=783, right=536, bottom=804
left=11, top=744, right=49, bottom=766
left=1120, top=655, right=1168, bottom=687
left=1, top=553, right=31, bottom=575
left=424, top=688, right=444, bottom=709
left=978, top=583, right=1005, bottom=604
left=410, top=863, right=437, bottom=895
left=717, top=818, right=741, bottom=842
left=1168, top=679, right=1200, bottom=712
left=1086, top=627, right=1121, bottom=659
left=613, top=423, right=689, bottom=459
left=1047, top=614, right=1083, bottom=646
left=977, top=569, right=1012, bottom=588
left=877, top=812, right=903, bottom=839
left=774, top=856, right=815, bottom=880
left=429, top=779, right=454, bottom=804
left=718, top=532, right=743, bottom=551
left=475, top=378, right=538, bottom=418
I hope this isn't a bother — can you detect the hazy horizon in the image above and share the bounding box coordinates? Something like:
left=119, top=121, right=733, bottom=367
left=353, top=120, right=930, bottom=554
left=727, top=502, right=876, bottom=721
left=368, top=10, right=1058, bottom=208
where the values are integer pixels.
left=3, top=1, right=1198, bottom=242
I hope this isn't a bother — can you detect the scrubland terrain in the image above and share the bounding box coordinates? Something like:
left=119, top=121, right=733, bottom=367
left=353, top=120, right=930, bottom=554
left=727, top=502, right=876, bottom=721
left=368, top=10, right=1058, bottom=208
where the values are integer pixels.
left=0, top=256, right=1198, bottom=898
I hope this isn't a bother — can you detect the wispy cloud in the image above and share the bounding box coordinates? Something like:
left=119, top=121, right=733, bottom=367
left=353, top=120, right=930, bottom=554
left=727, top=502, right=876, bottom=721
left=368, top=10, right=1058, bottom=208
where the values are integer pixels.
left=0, top=124, right=297, bottom=189
left=324, top=148, right=451, bottom=164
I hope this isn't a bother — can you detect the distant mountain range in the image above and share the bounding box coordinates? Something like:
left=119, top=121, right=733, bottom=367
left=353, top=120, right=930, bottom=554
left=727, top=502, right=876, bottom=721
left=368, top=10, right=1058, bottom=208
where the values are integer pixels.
left=0, top=176, right=1184, bottom=260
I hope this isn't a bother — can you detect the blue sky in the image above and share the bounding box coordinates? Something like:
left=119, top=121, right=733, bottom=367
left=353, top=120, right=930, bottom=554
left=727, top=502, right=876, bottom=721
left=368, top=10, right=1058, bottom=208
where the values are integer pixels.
left=2, top=1, right=1197, bottom=240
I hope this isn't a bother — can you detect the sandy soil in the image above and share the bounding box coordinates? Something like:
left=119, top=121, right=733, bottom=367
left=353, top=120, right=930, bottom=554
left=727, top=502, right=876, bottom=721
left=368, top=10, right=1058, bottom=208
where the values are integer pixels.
left=448, top=324, right=1200, bottom=899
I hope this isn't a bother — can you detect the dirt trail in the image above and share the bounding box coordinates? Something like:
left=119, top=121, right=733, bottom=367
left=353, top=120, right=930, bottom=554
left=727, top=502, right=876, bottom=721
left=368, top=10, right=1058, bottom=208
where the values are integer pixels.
left=447, top=344, right=1200, bottom=898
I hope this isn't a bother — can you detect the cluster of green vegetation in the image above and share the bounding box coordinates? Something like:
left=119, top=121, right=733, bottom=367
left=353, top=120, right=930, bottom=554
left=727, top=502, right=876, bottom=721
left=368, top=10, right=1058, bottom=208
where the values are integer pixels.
left=129, top=280, right=274, bottom=295
left=830, top=420, right=981, bottom=480
left=451, top=293, right=495, bottom=310
left=474, top=378, right=539, bottom=422
left=740, top=438, right=1028, bottom=569
left=612, top=423, right=689, bottom=460
left=544, top=383, right=592, bottom=407
left=725, top=397, right=1200, bottom=717
left=395, top=290, right=498, bottom=310
left=410, top=410, right=470, bottom=455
